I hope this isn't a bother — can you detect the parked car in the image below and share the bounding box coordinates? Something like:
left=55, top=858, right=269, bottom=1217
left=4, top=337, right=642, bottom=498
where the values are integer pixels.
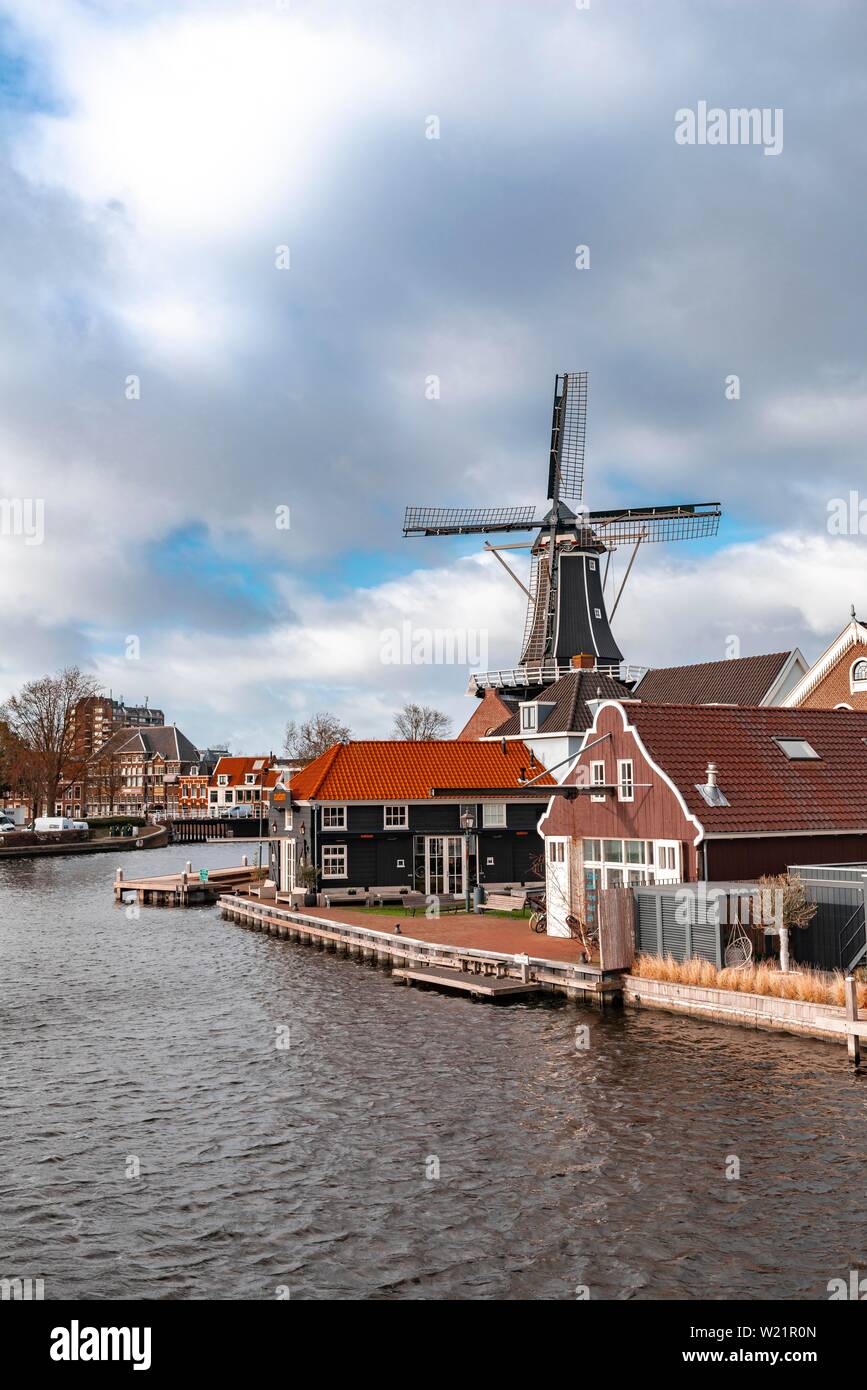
left=34, top=816, right=76, bottom=832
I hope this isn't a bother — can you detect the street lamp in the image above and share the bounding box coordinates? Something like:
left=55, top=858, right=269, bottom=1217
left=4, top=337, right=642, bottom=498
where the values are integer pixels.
left=459, top=809, right=476, bottom=913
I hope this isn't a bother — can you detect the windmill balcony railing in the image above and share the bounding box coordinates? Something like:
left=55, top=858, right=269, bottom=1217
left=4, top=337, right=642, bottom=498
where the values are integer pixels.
left=468, top=662, right=648, bottom=693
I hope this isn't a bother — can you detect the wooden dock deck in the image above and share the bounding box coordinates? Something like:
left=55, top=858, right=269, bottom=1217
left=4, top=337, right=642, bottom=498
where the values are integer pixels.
left=115, top=861, right=267, bottom=907
left=393, top=964, right=542, bottom=998
left=219, top=894, right=625, bottom=1005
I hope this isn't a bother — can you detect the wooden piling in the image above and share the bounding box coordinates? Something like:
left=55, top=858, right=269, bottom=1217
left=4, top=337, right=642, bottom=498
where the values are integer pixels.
left=845, top=975, right=861, bottom=1064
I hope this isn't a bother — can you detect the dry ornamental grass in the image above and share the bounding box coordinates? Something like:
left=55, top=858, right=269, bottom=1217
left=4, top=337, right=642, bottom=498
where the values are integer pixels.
left=633, top=953, right=867, bottom=1010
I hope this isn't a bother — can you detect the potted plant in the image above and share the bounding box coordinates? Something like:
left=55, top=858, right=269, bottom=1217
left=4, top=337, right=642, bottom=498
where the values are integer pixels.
left=297, top=862, right=320, bottom=907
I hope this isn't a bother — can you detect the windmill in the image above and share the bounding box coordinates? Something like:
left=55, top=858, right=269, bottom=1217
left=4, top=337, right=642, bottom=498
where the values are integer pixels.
left=403, top=372, right=721, bottom=680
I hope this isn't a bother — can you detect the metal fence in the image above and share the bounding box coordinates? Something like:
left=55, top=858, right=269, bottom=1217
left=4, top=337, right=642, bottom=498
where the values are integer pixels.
left=788, top=863, right=867, bottom=973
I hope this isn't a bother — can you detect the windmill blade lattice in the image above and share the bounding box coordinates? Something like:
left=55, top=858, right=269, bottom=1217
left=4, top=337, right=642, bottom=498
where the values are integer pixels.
left=547, top=371, right=588, bottom=503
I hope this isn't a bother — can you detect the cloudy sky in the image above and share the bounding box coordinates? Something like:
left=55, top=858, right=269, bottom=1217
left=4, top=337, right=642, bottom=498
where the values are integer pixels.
left=0, top=0, right=865, bottom=751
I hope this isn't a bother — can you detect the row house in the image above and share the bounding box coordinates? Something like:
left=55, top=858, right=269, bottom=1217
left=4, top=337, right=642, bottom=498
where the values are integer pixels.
left=58, top=725, right=199, bottom=818
left=204, top=756, right=280, bottom=819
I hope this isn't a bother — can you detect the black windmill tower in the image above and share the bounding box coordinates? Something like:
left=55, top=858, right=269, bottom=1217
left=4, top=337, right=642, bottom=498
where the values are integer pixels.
left=403, top=372, right=721, bottom=686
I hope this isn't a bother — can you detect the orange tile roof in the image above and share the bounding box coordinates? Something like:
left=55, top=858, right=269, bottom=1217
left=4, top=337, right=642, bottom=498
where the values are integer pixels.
left=211, top=756, right=274, bottom=787
left=288, top=740, right=555, bottom=801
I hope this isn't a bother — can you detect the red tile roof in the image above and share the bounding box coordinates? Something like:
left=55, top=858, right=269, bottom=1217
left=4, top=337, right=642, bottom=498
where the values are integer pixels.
left=625, top=702, right=867, bottom=834
left=288, top=740, right=554, bottom=801
left=633, top=652, right=793, bottom=706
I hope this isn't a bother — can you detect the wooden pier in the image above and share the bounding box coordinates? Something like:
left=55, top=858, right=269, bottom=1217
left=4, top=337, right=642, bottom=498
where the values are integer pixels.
left=219, top=894, right=625, bottom=1004
left=115, top=860, right=267, bottom=907
left=393, top=963, right=542, bottom=999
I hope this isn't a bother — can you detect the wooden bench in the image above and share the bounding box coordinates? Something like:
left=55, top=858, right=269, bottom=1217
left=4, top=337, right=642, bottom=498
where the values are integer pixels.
left=400, top=892, right=463, bottom=917
left=368, top=884, right=412, bottom=906
left=478, top=892, right=527, bottom=915
left=321, top=888, right=369, bottom=907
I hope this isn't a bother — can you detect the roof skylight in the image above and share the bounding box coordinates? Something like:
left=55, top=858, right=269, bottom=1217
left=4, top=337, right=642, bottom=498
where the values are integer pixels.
left=774, top=738, right=819, bottom=761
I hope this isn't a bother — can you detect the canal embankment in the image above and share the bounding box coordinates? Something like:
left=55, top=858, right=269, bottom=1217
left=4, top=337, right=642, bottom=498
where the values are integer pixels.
left=0, top=822, right=169, bottom=859
left=218, top=893, right=867, bottom=1052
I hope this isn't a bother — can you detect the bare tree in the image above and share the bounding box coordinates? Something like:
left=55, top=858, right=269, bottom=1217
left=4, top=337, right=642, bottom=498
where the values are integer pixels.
left=283, top=711, right=352, bottom=762
left=392, top=702, right=453, bottom=741
left=1, top=667, right=101, bottom=815
left=756, top=872, right=817, bottom=973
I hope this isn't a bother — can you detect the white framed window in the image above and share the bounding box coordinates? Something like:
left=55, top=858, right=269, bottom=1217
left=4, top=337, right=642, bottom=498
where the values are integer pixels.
left=209, top=790, right=218, bottom=803
left=520, top=703, right=537, bottom=732
left=224, top=789, right=233, bottom=803
left=217, top=774, right=228, bottom=786
left=654, top=840, right=681, bottom=881
left=590, top=760, right=606, bottom=802
left=322, top=805, right=347, bottom=829
left=321, top=844, right=347, bottom=879
left=852, top=659, right=867, bottom=691
left=594, top=607, right=602, bottom=619
left=482, top=802, right=506, bottom=828
left=547, top=839, right=565, bottom=862
left=384, top=803, right=408, bottom=828
left=617, top=759, right=634, bottom=801
left=245, top=773, right=256, bottom=784
left=582, top=837, right=655, bottom=886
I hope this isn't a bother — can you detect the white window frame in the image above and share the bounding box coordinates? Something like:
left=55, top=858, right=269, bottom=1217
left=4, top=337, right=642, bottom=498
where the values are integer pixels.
left=590, top=760, right=606, bottom=802
left=653, top=840, right=681, bottom=882
left=520, top=703, right=537, bottom=732
left=217, top=774, right=228, bottom=786
left=383, top=803, right=408, bottom=828
left=321, top=843, right=347, bottom=879
left=482, top=802, right=507, bottom=828
left=322, top=804, right=347, bottom=830
left=851, top=658, right=867, bottom=692
left=617, top=759, right=634, bottom=802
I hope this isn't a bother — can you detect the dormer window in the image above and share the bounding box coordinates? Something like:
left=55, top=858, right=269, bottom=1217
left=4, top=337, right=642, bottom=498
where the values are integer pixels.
left=774, top=738, right=819, bottom=761
left=520, top=703, right=538, bottom=733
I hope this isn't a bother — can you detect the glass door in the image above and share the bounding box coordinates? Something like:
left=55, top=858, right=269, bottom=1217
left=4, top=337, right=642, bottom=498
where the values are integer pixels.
left=425, top=836, right=465, bottom=897
left=427, top=836, right=445, bottom=895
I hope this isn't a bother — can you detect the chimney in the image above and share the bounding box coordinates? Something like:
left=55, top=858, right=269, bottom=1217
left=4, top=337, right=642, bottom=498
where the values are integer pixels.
left=571, top=653, right=595, bottom=670
left=706, top=761, right=718, bottom=788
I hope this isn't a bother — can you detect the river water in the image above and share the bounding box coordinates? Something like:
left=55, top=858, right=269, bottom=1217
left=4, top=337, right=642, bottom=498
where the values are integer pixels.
left=1, top=844, right=865, bottom=1301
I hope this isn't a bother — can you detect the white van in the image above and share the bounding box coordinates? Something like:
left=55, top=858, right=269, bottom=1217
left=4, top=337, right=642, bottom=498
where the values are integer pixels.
left=34, top=816, right=76, bottom=832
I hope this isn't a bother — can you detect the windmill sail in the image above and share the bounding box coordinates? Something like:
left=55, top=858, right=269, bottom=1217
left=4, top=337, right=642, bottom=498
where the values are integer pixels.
left=547, top=371, right=587, bottom=503
left=404, top=505, right=537, bottom=536
left=587, top=502, right=720, bottom=545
